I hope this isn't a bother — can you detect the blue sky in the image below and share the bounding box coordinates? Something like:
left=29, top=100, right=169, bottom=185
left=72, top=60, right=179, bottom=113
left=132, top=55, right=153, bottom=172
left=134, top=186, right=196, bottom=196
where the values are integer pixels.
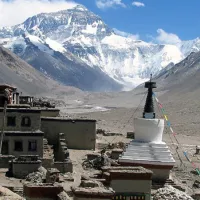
left=0, top=0, right=199, bottom=43
left=74, top=0, right=200, bottom=42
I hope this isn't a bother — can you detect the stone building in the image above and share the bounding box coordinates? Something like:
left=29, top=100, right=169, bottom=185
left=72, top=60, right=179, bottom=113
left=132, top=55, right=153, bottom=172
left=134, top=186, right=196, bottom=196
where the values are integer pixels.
left=0, top=107, right=43, bottom=157
left=0, top=84, right=19, bottom=106
left=0, top=84, right=96, bottom=177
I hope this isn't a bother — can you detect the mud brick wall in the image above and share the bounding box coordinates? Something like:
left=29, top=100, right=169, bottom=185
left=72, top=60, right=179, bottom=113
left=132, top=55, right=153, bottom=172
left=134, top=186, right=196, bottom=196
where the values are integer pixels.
left=12, top=161, right=42, bottom=179
left=41, top=118, right=96, bottom=150
left=40, top=109, right=60, bottom=118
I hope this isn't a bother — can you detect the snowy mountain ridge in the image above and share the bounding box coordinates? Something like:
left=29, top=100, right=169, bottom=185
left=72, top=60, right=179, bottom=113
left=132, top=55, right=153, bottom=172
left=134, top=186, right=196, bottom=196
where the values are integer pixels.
left=0, top=4, right=200, bottom=90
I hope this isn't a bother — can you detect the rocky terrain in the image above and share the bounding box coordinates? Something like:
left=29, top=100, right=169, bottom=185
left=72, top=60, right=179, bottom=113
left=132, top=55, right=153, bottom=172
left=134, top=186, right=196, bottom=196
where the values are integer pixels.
left=0, top=45, right=81, bottom=96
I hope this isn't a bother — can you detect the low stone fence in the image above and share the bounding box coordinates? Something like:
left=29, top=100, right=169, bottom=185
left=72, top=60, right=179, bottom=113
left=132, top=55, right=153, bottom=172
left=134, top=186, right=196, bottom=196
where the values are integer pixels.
left=10, top=155, right=42, bottom=179
left=24, top=183, right=63, bottom=200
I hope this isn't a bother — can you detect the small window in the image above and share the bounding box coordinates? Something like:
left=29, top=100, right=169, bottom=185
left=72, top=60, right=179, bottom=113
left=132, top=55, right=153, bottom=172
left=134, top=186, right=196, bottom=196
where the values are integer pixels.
left=7, top=116, right=16, bottom=127
left=21, top=116, right=31, bottom=127
left=28, top=140, right=37, bottom=151
left=14, top=141, right=23, bottom=151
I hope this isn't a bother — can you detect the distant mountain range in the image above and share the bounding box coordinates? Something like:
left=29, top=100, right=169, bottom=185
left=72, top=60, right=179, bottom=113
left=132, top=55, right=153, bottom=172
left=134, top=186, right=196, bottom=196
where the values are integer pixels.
left=0, top=4, right=200, bottom=91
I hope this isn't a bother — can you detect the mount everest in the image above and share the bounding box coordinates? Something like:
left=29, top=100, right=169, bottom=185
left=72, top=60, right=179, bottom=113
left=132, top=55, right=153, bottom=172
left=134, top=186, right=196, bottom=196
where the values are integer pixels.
left=0, top=4, right=200, bottom=91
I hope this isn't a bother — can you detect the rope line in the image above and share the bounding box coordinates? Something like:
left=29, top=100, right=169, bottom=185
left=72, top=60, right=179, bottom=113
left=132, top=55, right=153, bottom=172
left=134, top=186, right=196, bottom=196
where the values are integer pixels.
left=153, top=92, right=200, bottom=175
left=109, top=92, right=148, bottom=145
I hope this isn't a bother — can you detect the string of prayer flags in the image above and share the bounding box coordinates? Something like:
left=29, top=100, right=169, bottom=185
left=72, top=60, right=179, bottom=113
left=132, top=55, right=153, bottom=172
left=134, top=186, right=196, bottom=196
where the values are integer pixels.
left=153, top=92, right=200, bottom=175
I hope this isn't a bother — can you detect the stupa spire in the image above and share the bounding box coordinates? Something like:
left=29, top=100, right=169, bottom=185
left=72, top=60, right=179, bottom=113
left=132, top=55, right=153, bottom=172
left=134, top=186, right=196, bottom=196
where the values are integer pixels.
left=143, top=74, right=157, bottom=119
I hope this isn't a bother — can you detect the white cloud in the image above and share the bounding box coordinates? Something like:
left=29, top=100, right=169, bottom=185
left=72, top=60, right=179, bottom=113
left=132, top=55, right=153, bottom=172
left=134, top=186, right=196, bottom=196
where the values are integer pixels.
left=132, top=1, right=145, bottom=7
left=113, top=28, right=140, bottom=40
left=156, top=29, right=181, bottom=45
left=0, top=0, right=78, bottom=27
left=96, top=0, right=126, bottom=9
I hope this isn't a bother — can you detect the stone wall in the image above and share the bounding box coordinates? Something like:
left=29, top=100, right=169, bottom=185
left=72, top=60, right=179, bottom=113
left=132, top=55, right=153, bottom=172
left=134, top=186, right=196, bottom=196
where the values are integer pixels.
left=0, top=109, right=41, bottom=131
left=41, top=117, right=96, bottom=150
left=24, top=183, right=63, bottom=200
left=12, top=156, right=42, bottom=178
left=52, top=133, right=73, bottom=173
left=54, top=160, right=73, bottom=173
left=55, top=133, right=69, bottom=161
left=40, top=109, right=60, bottom=118
left=102, top=167, right=152, bottom=200
left=42, top=138, right=54, bottom=169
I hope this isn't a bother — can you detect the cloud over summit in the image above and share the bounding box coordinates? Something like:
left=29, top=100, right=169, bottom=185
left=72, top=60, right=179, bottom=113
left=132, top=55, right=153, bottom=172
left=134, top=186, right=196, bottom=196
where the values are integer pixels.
left=0, top=0, right=78, bottom=27
left=96, top=0, right=126, bottom=9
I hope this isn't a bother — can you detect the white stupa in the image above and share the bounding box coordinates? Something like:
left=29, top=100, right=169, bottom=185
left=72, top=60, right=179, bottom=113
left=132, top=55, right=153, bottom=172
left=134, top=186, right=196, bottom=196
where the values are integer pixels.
left=118, top=79, right=175, bottom=181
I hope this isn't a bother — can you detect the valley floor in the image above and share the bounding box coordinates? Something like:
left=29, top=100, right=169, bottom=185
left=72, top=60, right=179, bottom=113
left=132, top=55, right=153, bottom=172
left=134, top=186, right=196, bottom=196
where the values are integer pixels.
left=63, top=96, right=200, bottom=196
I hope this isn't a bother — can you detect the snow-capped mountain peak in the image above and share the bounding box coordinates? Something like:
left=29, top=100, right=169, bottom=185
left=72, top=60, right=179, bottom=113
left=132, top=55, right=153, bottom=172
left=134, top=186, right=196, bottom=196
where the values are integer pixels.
left=0, top=5, right=199, bottom=90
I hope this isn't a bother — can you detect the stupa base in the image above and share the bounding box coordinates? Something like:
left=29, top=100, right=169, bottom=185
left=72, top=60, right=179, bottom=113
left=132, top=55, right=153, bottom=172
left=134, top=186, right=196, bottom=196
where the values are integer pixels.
left=118, top=141, right=175, bottom=181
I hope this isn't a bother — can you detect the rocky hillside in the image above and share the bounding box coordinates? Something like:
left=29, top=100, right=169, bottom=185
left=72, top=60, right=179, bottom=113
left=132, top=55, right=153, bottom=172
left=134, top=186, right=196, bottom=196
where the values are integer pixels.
left=0, top=45, right=80, bottom=96
left=155, top=51, right=200, bottom=96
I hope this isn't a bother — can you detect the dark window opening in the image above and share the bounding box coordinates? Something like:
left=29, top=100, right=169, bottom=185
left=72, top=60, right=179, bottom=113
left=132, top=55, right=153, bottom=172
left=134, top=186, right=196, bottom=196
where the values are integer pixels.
left=7, top=116, right=16, bottom=127
left=21, top=116, right=31, bottom=127
left=14, top=141, right=23, bottom=151
left=28, top=141, right=37, bottom=151
left=2, top=141, right=9, bottom=155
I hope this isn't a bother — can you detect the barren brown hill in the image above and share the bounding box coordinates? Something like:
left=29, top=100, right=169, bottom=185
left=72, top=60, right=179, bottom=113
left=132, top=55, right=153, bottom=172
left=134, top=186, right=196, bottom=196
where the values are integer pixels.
left=0, top=45, right=81, bottom=96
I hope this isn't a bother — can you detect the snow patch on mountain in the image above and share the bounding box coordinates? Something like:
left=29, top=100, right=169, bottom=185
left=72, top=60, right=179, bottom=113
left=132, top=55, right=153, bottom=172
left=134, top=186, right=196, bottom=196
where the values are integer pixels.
left=26, top=35, right=53, bottom=55
left=102, top=34, right=132, bottom=49
left=180, top=37, right=200, bottom=56
left=46, top=38, right=66, bottom=53
left=82, top=23, right=98, bottom=35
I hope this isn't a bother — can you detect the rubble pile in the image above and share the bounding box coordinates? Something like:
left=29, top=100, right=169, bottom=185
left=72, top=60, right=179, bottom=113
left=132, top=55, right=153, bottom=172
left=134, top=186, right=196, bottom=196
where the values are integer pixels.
left=71, top=179, right=115, bottom=197
left=26, top=167, right=47, bottom=184
left=107, top=142, right=126, bottom=150
left=80, top=180, right=103, bottom=188
left=38, top=97, right=67, bottom=107
left=82, top=154, right=110, bottom=170
left=153, top=185, right=194, bottom=200
left=82, top=153, right=119, bottom=170
left=26, top=171, right=44, bottom=183
left=33, top=97, right=57, bottom=108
